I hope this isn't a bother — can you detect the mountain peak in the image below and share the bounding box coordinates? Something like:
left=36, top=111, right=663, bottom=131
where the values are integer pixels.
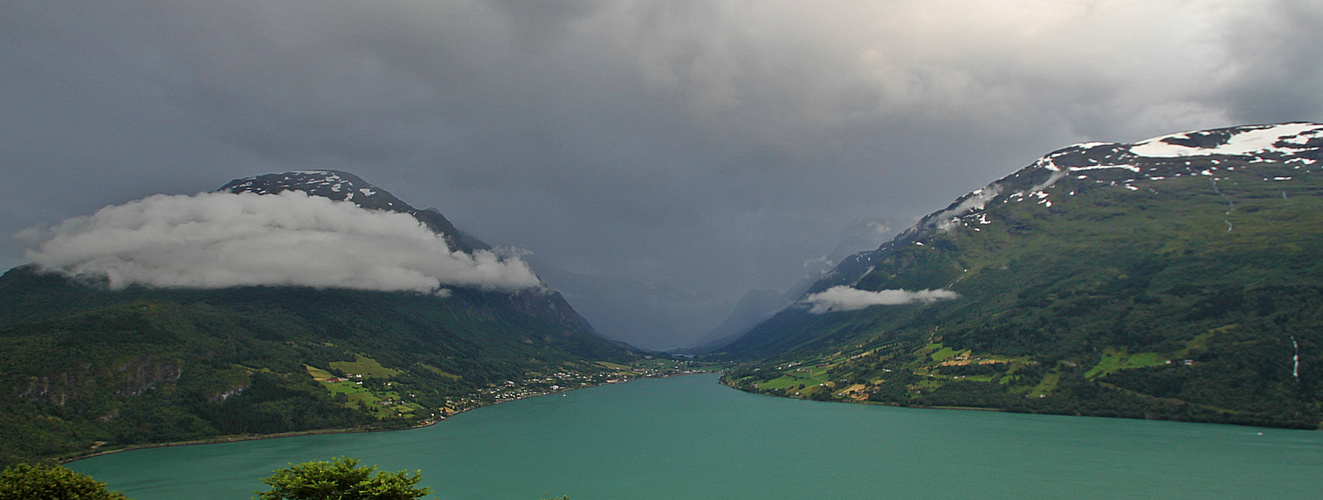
left=218, top=170, right=471, bottom=252
left=1126, top=122, right=1321, bottom=159
left=219, top=170, right=408, bottom=213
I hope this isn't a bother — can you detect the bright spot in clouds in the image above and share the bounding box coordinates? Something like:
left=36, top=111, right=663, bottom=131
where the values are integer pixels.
left=802, top=285, right=958, bottom=314
left=18, top=191, right=542, bottom=293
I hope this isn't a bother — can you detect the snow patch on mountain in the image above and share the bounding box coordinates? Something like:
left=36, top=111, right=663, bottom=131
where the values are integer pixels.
left=1130, top=122, right=1322, bottom=158
left=929, top=185, right=1004, bottom=232
left=1068, top=164, right=1141, bottom=172
left=223, top=170, right=403, bottom=211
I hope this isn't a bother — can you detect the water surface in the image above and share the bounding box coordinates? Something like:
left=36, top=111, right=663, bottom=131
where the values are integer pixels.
left=70, top=374, right=1323, bottom=499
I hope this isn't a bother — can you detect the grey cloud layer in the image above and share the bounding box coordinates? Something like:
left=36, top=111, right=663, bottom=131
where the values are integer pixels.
left=19, top=191, right=541, bottom=293
left=3, top=0, right=1319, bottom=348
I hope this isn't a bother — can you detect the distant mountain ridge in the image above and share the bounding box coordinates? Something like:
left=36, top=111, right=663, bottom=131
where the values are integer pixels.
left=719, top=122, right=1323, bottom=429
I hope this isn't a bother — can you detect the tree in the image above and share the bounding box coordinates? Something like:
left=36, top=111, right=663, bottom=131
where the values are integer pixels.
left=0, top=463, right=129, bottom=500
left=256, top=456, right=430, bottom=500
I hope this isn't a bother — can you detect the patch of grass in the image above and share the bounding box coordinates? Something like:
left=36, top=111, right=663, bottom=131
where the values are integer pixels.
left=758, top=368, right=830, bottom=390
left=420, top=364, right=460, bottom=380
left=327, top=382, right=423, bottom=419
left=594, top=361, right=632, bottom=371
left=1027, top=372, right=1060, bottom=398
left=755, top=362, right=833, bottom=390
left=799, top=383, right=833, bottom=397
left=305, top=364, right=413, bottom=418
left=324, top=380, right=370, bottom=397
left=1085, top=348, right=1168, bottom=379
left=756, top=374, right=805, bottom=390
left=930, top=347, right=960, bottom=362
left=915, top=378, right=945, bottom=391
left=1175, top=327, right=1227, bottom=358
left=329, top=354, right=400, bottom=379
left=346, top=391, right=381, bottom=408
left=304, top=365, right=334, bottom=382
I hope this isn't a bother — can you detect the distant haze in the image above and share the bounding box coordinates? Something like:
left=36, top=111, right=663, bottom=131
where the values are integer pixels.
left=3, top=1, right=1320, bottom=349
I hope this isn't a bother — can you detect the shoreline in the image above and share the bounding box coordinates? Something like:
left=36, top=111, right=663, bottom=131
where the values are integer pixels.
left=60, top=420, right=441, bottom=465
left=724, top=383, right=1006, bottom=414
left=62, top=370, right=716, bottom=464
left=720, top=380, right=1321, bottom=430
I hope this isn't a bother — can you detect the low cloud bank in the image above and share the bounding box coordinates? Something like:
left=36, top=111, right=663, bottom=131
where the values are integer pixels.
left=801, top=285, right=957, bottom=314
left=17, top=191, right=542, bottom=293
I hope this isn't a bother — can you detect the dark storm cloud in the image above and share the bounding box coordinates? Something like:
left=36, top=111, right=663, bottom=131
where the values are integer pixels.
left=3, top=0, right=1320, bottom=349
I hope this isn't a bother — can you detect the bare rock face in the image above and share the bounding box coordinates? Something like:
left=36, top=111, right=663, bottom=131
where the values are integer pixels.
left=16, top=357, right=182, bottom=404
left=113, top=357, right=183, bottom=397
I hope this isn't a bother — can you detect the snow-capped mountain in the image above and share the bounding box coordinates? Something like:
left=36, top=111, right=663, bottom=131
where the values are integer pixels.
left=216, top=169, right=609, bottom=325
left=813, top=122, right=1323, bottom=295
left=220, top=170, right=472, bottom=252
left=717, top=122, right=1323, bottom=428
left=221, top=170, right=405, bottom=209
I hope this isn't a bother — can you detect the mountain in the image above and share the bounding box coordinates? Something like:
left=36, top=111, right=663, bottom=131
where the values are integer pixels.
left=684, top=222, right=904, bottom=355
left=677, top=289, right=792, bottom=355
left=219, top=170, right=473, bottom=252
left=0, top=171, right=634, bottom=466
left=718, top=122, right=1323, bottom=429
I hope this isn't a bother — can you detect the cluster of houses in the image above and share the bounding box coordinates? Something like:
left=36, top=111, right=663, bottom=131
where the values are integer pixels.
left=325, top=373, right=366, bottom=384
left=439, top=361, right=710, bottom=415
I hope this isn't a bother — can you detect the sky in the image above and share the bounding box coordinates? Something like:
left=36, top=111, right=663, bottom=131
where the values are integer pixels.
left=3, top=0, right=1321, bottom=350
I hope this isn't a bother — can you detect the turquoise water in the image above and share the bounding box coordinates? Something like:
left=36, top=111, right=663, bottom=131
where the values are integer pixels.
left=70, top=374, right=1323, bottom=499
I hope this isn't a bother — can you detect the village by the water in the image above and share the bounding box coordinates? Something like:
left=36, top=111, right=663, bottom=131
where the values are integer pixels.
left=307, top=357, right=721, bottom=428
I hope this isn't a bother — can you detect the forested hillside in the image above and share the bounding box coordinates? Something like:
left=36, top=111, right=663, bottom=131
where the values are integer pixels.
left=0, top=171, right=636, bottom=466
left=719, top=123, right=1323, bottom=429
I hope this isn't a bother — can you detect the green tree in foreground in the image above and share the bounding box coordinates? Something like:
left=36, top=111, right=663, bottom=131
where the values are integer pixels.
left=0, top=463, right=129, bottom=500
left=257, top=456, right=430, bottom=500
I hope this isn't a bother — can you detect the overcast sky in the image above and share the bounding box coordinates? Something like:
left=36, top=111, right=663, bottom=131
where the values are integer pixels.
left=3, top=1, right=1321, bottom=349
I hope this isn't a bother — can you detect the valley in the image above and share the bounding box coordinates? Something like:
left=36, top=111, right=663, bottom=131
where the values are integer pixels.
left=3, top=123, right=1322, bottom=476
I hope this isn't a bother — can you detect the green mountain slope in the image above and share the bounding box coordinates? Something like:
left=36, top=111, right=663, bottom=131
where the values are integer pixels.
left=719, top=123, right=1323, bottom=429
left=0, top=173, right=634, bottom=466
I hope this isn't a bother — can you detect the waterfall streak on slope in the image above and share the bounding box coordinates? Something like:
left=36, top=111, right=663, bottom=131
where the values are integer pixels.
left=1292, top=335, right=1300, bottom=380
left=1209, top=177, right=1235, bottom=232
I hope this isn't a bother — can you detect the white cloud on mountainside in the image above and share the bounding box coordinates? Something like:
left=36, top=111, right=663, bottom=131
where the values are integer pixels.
left=17, top=191, right=542, bottom=293
left=802, top=285, right=957, bottom=314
